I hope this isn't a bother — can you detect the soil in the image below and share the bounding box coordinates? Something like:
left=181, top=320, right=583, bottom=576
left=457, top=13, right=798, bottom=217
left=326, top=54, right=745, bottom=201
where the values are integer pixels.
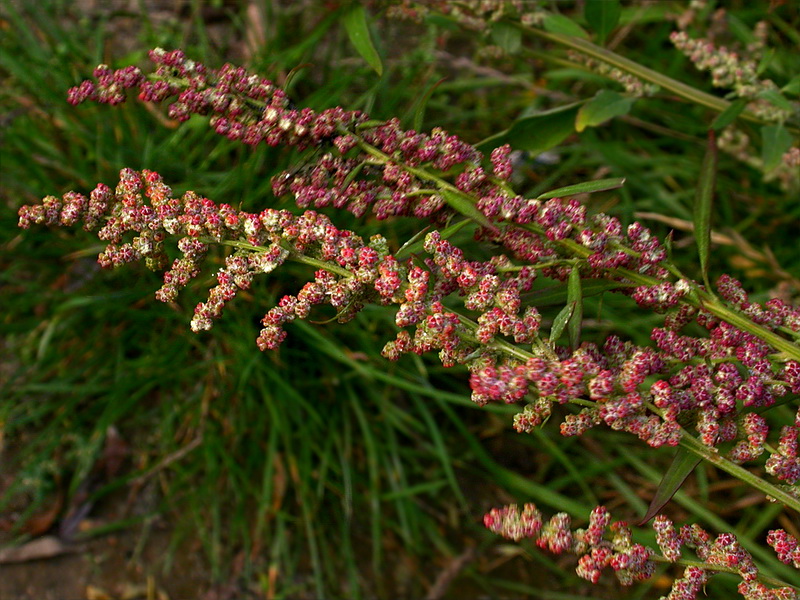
left=0, top=527, right=215, bottom=600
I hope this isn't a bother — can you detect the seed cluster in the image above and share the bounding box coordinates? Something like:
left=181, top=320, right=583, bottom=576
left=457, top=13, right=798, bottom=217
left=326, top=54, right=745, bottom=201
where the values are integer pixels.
left=484, top=504, right=655, bottom=587
left=32, top=49, right=800, bottom=473
left=20, top=45, right=800, bottom=600
left=65, top=48, right=678, bottom=291
left=486, top=504, right=799, bottom=600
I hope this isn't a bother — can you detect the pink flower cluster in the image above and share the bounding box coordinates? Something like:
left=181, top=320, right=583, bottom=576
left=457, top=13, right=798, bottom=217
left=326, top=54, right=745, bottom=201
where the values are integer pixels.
left=281, top=139, right=675, bottom=286
left=768, top=530, right=800, bottom=569
left=669, top=30, right=790, bottom=123
left=19, top=166, right=800, bottom=478
left=29, top=50, right=800, bottom=478
left=18, top=44, right=800, bottom=600
left=485, top=505, right=800, bottom=600
left=17, top=169, right=539, bottom=376
left=473, top=296, right=800, bottom=464
left=274, top=120, right=486, bottom=224
left=65, top=49, right=679, bottom=294
left=484, top=504, right=655, bottom=587
left=68, top=48, right=367, bottom=151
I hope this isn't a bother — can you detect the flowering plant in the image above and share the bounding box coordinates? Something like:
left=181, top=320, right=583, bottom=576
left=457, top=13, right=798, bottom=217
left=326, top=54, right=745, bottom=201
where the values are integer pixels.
left=13, top=2, right=800, bottom=597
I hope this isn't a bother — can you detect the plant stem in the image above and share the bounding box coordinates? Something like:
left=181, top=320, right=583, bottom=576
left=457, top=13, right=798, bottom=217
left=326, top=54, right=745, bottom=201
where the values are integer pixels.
left=648, top=554, right=800, bottom=591
left=519, top=25, right=800, bottom=135
left=678, top=431, right=800, bottom=512
left=346, top=126, right=800, bottom=362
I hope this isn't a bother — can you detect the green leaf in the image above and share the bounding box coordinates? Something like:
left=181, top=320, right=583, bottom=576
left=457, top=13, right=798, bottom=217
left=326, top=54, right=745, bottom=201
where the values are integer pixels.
left=549, top=302, right=575, bottom=343
left=693, top=130, right=717, bottom=284
left=756, top=88, right=794, bottom=113
left=490, top=21, right=522, bottom=54
left=411, top=78, right=445, bottom=132
left=755, top=47, right=775, bottom=77
left=638, top=446, right=700, bottom=525
left=761, top=124, right=792, bottom=172
left=535, top=177, right=626, bottom=200
left=782, top=74, right=800, bottom=96
left=342, top=4, right=383, bottom=76
left=477, top=103, right=580, bottom=154
left=584, top=0, right=621, bottom=45
left=710, top=98, right=748, bottom=131
left=523, top=280, right=630, bottom=307
left=575, top=90, right=634, bottom=132
left=567, top=266, right=583, bottom=350
left=440, top=189, right=497, bottom=233
left=542, top=13, right=589, bottom=39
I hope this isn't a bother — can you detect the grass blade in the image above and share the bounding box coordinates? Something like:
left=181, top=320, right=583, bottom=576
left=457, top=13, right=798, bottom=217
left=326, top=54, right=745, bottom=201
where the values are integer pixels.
left=638, top=446, right=700, bottom=525
left=584, top=0, right=621, bottom=45
left=693, top=129, right=717, bottom=286
left=342, top=4, right=383, bottom=76
left=535, top=177, right=626, bottom=200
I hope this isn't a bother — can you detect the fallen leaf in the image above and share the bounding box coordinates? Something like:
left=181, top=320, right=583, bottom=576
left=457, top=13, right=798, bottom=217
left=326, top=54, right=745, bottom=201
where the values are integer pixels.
left=0, top=535, right=74, bottom=563
left=86, top=585, right=113, bottom=600
left=22, top=491, right=64, bottom=536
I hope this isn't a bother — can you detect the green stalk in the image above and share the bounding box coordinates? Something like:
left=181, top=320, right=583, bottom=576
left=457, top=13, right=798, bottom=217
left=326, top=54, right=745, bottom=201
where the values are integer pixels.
left=206, top=234, right=797, bottom=510
left=678, top=431, right=800, bottom=512
left=202, top=237, right=353, bottom=278
left=648, top=555, right=798, bottom=591
left=346, top=127, right=800, bottom=362
left=519, top=25, right=800, bottom=134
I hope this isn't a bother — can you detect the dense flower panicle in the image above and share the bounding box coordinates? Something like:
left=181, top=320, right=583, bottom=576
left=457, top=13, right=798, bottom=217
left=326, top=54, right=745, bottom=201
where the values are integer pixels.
left=669, top=30, right=790, bottom=124
left=484, top=504, right=658, bottom=587
left=64, top=49, right=687, bottom=291
left=16, top=176, right=769, bottom=487
left=21, top=166, right=798, bottom=466
left=567, top=49, right=660, bottom=97
left=653, top=515, right=682, bottom=562
left=765, top=409, right=800, bottom=484
left=18, top=43, right=800, bottom=600
left=663, top=566, right=709, bottom=600
left=19, top=170, right=556, bottom=377
left=768, top=530, right=800, bottom=569
left=26, top=169, right=800, bottom=462
left=485, top=506, right=800, bottom=599
left=68, top=48, right=367, bottom=152
left=483, top=503, right=544, bottom=542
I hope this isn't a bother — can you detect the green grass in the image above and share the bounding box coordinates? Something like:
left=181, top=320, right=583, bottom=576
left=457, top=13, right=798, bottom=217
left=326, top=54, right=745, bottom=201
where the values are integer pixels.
left=1, top=0, right=798, bottom=598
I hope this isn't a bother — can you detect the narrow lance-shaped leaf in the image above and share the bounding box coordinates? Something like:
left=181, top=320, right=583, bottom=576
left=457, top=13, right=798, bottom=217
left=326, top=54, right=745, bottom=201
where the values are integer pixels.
left=535, top=177, right=626, bottom=200
left=761, top=124, right=792, bottom=172
left=542, top=13, right=589, bottom=39
left=710, top=98, right=747, bottom=131
left=477, top=103, right=581, bottom=154
left=782, top=73, right=800, bottom=95
left=412, top=78, right=446, bottom=132
left=549, top=302, right=575, bottom=343
left=584, top=0, right=621, bottom=45
left=693, top=129, right=717, bottom=285
left=491, top=21, right=522, bottom=54
left=756, top=88, right=794, bottom=113
left=342, top=4, right=383, bottom=76
left=638, top=446, right=701, bottom=525
left=523, top=279, right=631, bottom=307
left=567, top=265, right=583, bottom=350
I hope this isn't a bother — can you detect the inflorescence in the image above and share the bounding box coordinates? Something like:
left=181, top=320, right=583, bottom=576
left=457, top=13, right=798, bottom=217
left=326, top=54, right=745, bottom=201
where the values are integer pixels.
left=18, top=46, right=800, bottom=599
left=484, top=503, right=800, bottom=600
